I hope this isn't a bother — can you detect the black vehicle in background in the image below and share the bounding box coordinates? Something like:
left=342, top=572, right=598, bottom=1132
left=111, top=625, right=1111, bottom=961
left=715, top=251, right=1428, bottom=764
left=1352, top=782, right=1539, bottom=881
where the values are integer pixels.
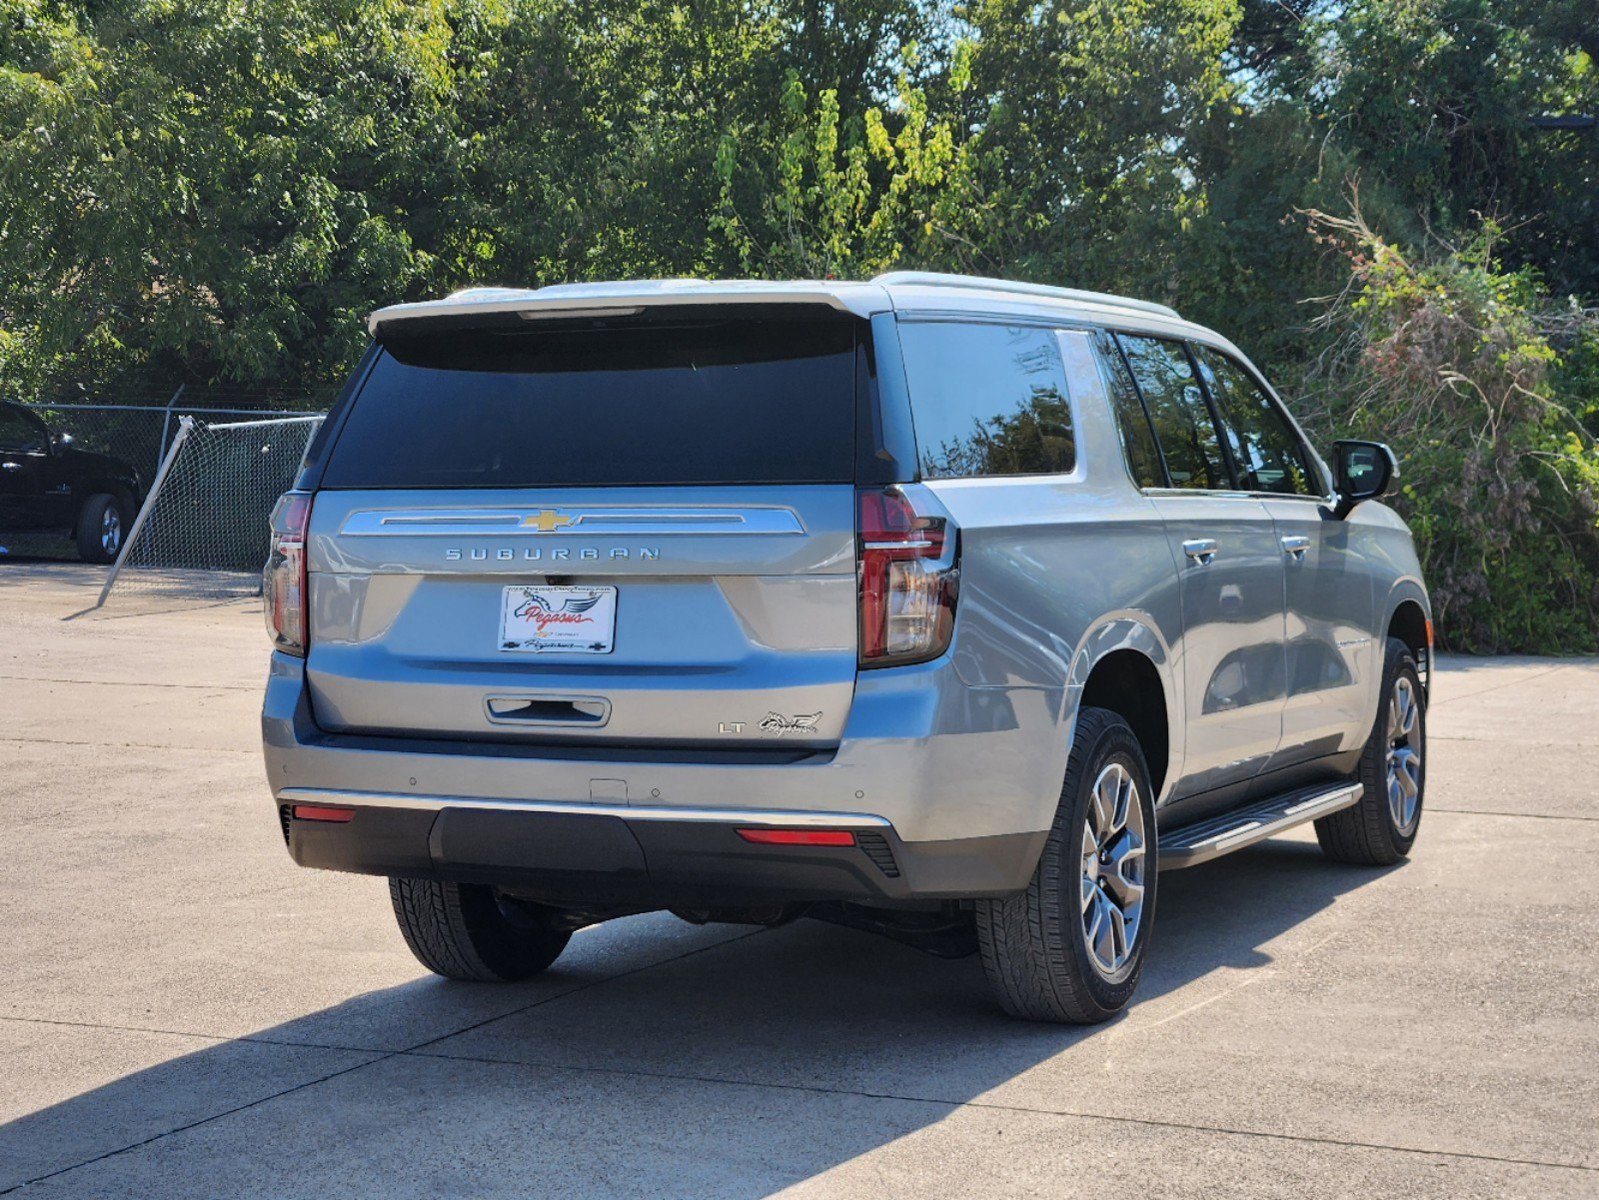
left=0, top=401, right=142, bottom=563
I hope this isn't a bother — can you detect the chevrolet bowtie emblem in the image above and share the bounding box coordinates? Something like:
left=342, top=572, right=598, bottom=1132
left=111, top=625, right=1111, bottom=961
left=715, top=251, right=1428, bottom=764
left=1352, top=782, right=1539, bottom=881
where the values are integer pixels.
left=522, top=510, right=574, bottom=532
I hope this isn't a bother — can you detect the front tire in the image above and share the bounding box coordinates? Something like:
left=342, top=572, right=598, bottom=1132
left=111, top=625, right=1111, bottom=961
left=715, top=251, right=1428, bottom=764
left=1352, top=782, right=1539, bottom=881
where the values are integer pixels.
left=975, top=707, right=1158, bottom=1024
left=389, top=878, right=572, bottom=982
left=1315, top=636, right=1426, bottom=866
left=75, top=493, right=126, bottom=564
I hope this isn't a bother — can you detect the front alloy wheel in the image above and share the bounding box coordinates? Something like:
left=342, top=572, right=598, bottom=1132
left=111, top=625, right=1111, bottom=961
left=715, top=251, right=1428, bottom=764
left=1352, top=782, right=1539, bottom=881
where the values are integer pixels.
left=99, top=504, right=123, bottom=557
left=75, top=493, right=125, bottom=564
left=1386, top=675, right=1422, bottom=835
left=1315, top=636, right=1426, bottom=866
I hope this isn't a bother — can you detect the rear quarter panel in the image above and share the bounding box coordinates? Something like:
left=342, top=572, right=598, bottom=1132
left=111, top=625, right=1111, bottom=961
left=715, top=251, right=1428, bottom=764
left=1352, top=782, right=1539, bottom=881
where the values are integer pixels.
left=922, top=330, right=1185, bottom=814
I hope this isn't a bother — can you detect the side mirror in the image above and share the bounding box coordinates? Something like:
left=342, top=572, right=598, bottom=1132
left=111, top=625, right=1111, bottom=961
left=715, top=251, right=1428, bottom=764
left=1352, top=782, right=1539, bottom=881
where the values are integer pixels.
left=1331, top=440, right=1399, bottom=519
left=52, top=431, right=75, bottom=451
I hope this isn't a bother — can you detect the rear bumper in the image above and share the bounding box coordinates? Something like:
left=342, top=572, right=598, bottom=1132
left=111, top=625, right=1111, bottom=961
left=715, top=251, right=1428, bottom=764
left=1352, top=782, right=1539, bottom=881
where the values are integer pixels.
left=278, top=793, right=1044, bottom=904
left=263, top=650, right=1063, bottom=902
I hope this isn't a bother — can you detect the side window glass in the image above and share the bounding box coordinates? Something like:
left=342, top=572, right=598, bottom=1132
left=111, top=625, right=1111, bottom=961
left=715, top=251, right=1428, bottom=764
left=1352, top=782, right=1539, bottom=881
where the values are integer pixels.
left=900, top=322, right=1075, bottom=478
left=1192, top=347, right=1316, bottom=496
left=1115, top=334, right=1231, bottom=490
left=0, top=406, right=40, bottom=453
left=1093, top=332, right=1165, bottom=488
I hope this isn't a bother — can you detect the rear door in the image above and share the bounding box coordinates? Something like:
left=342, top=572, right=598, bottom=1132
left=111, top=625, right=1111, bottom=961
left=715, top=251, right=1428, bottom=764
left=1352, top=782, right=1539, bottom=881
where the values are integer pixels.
left=302, top=309, right=867, bottom=750
left=1114, top=334, right=1288, bottom=798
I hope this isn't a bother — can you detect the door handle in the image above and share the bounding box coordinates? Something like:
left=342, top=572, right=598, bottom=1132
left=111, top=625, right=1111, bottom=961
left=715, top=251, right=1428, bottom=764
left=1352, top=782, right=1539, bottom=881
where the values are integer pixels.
left=0, top=462, right=20, bottom=470
left=1181, top=538, right=1219, bottom=565
left=1281, top=535, right=1311, bottom=560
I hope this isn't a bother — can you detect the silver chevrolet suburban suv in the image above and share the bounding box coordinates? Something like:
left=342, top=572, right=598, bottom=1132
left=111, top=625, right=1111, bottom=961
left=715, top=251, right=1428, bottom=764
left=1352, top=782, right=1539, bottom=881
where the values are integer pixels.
left=261, top=272, right=1431, bottom=1024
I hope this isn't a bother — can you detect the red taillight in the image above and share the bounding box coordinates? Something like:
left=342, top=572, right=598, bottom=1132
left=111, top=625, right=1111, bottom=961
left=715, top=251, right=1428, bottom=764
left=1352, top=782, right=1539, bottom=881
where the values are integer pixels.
left=736, top=828, right=857, bottom=846
left=264, top=491, right=312, bottom=656
left=292, top=804, right=355, bottom=823
left=857, top=486, right=959, bottom=667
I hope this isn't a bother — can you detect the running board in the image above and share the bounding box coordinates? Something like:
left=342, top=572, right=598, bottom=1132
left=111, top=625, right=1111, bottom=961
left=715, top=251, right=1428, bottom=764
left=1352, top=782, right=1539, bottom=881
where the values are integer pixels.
left=1158, top=782, right=1363, bottom=870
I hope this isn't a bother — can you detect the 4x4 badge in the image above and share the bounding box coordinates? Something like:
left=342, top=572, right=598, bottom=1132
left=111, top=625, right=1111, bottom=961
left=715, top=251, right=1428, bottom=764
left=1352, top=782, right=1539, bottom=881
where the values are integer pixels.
left=758, top=711, right=822, bottom=736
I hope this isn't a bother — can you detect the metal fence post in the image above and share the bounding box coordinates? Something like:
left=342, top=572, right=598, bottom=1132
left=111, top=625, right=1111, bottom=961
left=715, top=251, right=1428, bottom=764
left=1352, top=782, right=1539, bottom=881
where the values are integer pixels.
left=98, top=415, right=196, bottom=608
left=155, top=384, right=186, bottom=480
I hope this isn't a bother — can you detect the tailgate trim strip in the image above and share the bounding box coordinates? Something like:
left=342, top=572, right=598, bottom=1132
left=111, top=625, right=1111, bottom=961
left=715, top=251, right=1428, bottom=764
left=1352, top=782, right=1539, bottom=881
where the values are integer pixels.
left=276, top=787, right=892, bottom=828
left=339, top=507, right=806, bottom=537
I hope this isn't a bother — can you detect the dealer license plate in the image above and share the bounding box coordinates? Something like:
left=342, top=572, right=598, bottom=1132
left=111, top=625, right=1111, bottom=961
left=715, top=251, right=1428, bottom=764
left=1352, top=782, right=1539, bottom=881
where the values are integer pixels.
left=498, top=585, right=617, bottom=654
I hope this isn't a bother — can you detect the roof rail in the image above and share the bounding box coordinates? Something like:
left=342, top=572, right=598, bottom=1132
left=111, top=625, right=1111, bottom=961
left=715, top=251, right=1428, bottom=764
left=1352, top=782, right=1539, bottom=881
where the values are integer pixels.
left=871, top=271, right=1180, bottom=320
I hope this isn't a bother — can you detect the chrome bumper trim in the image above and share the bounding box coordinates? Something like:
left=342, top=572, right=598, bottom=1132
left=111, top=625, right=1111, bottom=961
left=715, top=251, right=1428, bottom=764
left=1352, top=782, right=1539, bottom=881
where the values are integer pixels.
left=276, top=788, right=893, bottom=829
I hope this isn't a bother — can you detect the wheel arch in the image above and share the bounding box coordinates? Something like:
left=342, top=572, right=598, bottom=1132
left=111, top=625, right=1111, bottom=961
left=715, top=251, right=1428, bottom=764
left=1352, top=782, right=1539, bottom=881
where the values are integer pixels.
left=1067, top=616, right=1178, bottom=803
left=1383, top=582, right=1432, bottom=693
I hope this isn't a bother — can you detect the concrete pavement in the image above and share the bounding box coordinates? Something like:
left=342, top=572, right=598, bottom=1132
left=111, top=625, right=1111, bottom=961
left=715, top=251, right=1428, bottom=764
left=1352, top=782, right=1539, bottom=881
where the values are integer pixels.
left=1, top=564, right=1596, bottom=1197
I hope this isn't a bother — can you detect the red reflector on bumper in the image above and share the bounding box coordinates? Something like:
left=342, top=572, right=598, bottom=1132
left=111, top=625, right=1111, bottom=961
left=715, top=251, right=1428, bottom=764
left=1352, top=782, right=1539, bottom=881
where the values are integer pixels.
left=736, top=828, right=856, bottom=847
left=292, top=805, right=356, bottom=824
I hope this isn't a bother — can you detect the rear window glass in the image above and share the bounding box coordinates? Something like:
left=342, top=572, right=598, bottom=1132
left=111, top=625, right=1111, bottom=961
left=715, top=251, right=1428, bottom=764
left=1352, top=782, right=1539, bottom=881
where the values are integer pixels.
left=1095, top=332, right=1166, bottom=489
left=320, top=317, right=858, bottom=488
left=899, top=322, right=1075, bottom=479
left=1115, top=334, right=1231, bottom=491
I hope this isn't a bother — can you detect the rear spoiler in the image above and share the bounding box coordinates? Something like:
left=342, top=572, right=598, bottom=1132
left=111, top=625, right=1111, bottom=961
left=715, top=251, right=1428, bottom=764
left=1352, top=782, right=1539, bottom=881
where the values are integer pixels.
left=368, top=280, right=892, bottom=338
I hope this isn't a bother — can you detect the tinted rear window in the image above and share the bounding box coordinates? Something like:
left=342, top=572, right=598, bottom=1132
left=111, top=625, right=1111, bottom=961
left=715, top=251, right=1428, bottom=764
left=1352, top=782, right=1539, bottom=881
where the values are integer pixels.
left=321, top=317, right=858, bottom=488
left=1116, top=334, right=1231, bottom=491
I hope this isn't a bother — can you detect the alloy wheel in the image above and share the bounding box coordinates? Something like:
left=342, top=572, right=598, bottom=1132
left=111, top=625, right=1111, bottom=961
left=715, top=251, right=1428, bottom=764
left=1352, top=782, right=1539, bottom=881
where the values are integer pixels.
left=100, top=506, right=122, bottom=556
left=1080, top=761, right=1147, bottom=978
left=1386, top=675, right=1422, bottom=834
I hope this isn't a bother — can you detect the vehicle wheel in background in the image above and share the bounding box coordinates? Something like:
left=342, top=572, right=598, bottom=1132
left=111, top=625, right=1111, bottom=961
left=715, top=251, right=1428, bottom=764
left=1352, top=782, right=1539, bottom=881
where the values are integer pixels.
left=975, top=707, right=1158, bottom=1023
left=75, top=493, right=125, bottom=564
left=389, top=877, right=572, bottom=982
left=1315, top=636, right=1426, bottom=866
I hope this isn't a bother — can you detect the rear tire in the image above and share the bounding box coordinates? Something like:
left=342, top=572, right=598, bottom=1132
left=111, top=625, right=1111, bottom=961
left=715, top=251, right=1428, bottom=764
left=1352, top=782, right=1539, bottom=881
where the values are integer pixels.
left=75, top=493, right=125, bottom=564
left=389, top=878, right=572, bottom=982
left=1315, top=636, right=1426, bottom=866
left=975, top=707, right=1158, bottom=1023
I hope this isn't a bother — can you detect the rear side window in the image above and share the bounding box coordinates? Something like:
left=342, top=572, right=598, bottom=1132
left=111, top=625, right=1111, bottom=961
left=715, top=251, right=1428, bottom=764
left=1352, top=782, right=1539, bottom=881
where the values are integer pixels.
left=1115, top=335, right=1231, bottom=491
left=1094, top=333, right=1166, bottom=489
left=1192, top=346, right=1319, bottom=496
left=899, top=322, right=1075, bottom=479
left=320, top=317, right=858, bottom=488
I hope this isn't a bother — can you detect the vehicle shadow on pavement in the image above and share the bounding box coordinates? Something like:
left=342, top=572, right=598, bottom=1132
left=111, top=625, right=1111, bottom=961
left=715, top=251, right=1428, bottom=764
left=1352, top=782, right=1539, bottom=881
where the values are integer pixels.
left=1, top=841, right=1398, bottom=1196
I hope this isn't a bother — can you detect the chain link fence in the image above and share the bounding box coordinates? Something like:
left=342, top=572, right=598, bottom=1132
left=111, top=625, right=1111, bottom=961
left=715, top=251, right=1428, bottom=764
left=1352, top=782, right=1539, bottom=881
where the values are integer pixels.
left=4, top=398, right=326, bottom=571
left=98, top=414, right=325, bottom=606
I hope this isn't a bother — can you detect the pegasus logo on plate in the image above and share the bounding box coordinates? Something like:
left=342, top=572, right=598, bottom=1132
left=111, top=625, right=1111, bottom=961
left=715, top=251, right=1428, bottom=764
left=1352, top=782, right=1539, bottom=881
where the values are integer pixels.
left=522, top=510, right=574, bottom=532
left=758, top=711, right=823, bottom=736
left=513, top=590, right=601, bottom=633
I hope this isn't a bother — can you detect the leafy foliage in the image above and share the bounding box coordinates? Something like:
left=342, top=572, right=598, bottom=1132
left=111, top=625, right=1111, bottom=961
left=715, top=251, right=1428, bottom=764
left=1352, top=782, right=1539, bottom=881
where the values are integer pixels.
left=1296, top=206, right=1599, bottom=651
left=3, top=0, right=1598, bottom=648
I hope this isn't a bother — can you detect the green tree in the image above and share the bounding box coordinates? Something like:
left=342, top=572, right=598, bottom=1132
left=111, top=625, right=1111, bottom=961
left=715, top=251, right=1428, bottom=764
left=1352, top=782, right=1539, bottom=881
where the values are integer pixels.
left=1297, top=205, right=1599, bottom=651
left=0, top=0, right=476, bottom=395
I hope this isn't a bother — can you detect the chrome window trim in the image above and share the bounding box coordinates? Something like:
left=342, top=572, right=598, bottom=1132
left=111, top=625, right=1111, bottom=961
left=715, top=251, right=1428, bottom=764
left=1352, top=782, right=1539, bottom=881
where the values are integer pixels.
left=1140, top=486, right=1336, bottom=505
left=278, top=788, right=894, bottom=828
left=1139, top=486, right=1257, bottom=502
left=894, top=311, right=1098, bottom=333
